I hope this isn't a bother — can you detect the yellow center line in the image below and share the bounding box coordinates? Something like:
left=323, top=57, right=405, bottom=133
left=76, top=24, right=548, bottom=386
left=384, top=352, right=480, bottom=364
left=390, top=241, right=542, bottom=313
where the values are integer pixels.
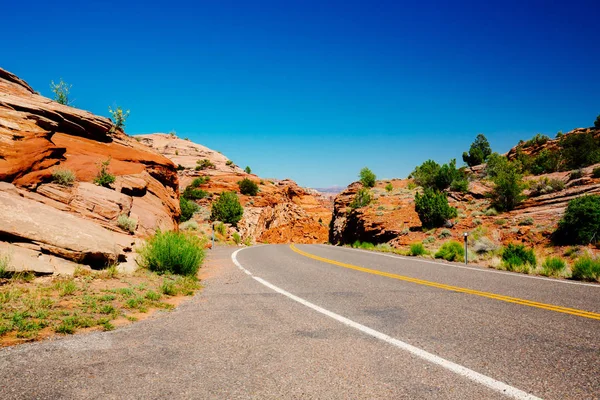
left=289, top=244, right=600, bottom=321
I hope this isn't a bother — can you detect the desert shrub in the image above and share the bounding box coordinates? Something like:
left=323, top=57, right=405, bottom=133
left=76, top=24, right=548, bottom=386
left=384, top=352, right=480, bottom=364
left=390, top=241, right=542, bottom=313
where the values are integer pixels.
left=244, top=166, right=252, bottom=174
left=182, top=186, right=208, bottom=200
left=215, top=222, right=227, bottom=236
left=530, top=149, right=560, bottom=175
left=422, top=236, right=435, bottom=244
left=414, top=188, right=457, bottom=228
left=117, top=214, right=137, bottom=233
left=238, top=178, right=259, bottom=196
left=232, top=232, right=241, bottom=245
left=385, top=183, right=393, bottom=192
left=462, top=134, right=492, bottom=167
left=485, top=153, right=510, bottom=179
left=180, top=220, right=199, bottom=231
left=592, top=167, right=600, bottom=178
left=528, top=177, right=565, bottom=197
left=435, top=241, right=464, bottom=262
left=471, top=236, right=498, bottom=255
left=541, top=257, right=566, bottom=277
left=108, top=106, right=130, bottom=129
left=51, top=168, right=76, bottom=186
left=494, top=218, right=506, bottom=226
left=359, top=167, right=376, bottom=188
left=501, top=243, right=537, bottom=271
left=450, top=177, right=469, bottom=193
left=211, top=191, right=243, bottom=225
left=176, top=164, right=185, bottom=171
left=571, top=257, right=600, bottom=281
left=438, top=229, right=451, bottom=239
left=554, top=195, right=600, bottom=244
left=352, top=241, right=375, bottom=250
left=489, top=159, right=525, bottom=211
left=560, top=132, right=600, bottom=170
left=518, top=217, right=534, bottom=226
left=196, top=159, right=215, bottom=170
left=484, top=208, right=498, bottom=216
left=350, top=188, right=372, bottom=209
left=409, top=243, right=426, bottom=256
left=569, top=169, right=583, bottom=180
left=411, top=159, right=466, bottom=192
left=180, top=197, right=199, bottom=222
left=50, top=78, right=72, bottom=105
left=521, top=133, right=549, bottom=148
left=226, top=160, right=233, bottom=166
left=94, top=158, right=116, bottom=187
left=138, top=230, right=205, bottom=276
left=190, top=176, right=209, bottom=187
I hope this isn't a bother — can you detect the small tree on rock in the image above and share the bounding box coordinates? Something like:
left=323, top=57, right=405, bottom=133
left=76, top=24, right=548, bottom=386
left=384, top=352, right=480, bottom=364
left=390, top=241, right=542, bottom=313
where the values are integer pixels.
left=359, top=167, right=376, bottom=188
left=211, top=192, right=243, bottom=226
left=462, top=134, right=492, bottom=167
left=489, top=159, right=525, bottom=211
left=414, top=188, right=457, bottom=229
left=238, top=178, right=258, bottom=196
left=50, top=79, right=72, bottom=106
left=108, top=106, right=130, bottom=130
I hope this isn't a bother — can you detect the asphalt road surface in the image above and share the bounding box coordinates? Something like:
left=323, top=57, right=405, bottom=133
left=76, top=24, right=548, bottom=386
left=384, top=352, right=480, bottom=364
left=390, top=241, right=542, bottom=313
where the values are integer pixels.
left=1, top=244, right=598, bottom=399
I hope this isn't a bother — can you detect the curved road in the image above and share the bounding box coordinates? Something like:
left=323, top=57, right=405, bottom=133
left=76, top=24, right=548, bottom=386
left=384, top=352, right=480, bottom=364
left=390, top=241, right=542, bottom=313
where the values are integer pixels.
left=1, top=244, right=598, bottom=399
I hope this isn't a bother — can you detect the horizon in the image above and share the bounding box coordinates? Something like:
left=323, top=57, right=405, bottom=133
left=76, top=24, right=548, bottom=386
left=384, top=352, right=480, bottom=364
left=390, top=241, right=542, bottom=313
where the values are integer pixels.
left=3, top=0, right=599, bottom=187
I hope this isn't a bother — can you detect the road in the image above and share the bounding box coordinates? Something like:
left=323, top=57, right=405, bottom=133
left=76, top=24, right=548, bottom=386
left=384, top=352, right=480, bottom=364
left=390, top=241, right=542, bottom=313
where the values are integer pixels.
left=1, top=244, right=598, bottom=399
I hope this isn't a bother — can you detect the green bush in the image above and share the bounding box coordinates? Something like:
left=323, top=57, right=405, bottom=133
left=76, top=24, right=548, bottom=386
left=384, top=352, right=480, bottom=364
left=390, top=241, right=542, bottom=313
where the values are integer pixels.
left=518, top=217, right=534, bottom=226
left=560, top=132, right=600, bottom=170
left=244, top=166, right=252, bottom=174
left=232, top=232, right=241, bottom=245
left=180, top=197, right=199, bottom=222
left=50, top=78, right=72, bottom=105
left=409, top=243, right=426, bottom=256
left=190, top=176, right=209, bottom=187
left=180, top=220, right=199, bottom=231
left=359, top=167, right=376, bottom=188
left=93, top=158, right=116, bottom=187
left=117, top=214, right=137, bottom=233
left=435, top=241, right=464, bottom=262
left=414, top=188, right=457, bottom=228
left=108, top=106, right=130, bottom=130
left=385, top=183, right=393, bottom=192
left=530, top=149, right=560, bottom=175
left=569, top=169, right=583, bottom=180
left=541, top=257, right=566, bottom=277
left=592, top=166, right=600, bottom=178
left=462, top=134, right=492, bottom=167
left=571, top=257, right=600, bottom=281
left=554, top=195, right=600, bottom=244
left=411, top=159, right=466, bottom=192
left=211, top=192, right=243, bottom=226
left=138, top=230, right=205, bottom=276
left=196, top=159, right=215, bottom=170
left=438, top=229, right=451, bottom=238
left=528, top=177, right=565, bottom=197
left=489, top=159, right=525, bottom=211
left=182, top=186, right=208, bottom=200
left=501, top=243, right=537, bottom=271
left=51, top=168, right=76, bottom=186
left=238, top=178, right=259, bottom=196
left=226, top=160, right=233, bottom=166
left=350, top=188, right=372, bottom=209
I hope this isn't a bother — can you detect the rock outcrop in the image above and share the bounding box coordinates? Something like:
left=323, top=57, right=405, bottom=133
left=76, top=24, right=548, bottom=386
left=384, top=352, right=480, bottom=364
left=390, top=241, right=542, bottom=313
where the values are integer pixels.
left=137, top=134, right=331, bottom=244
left=0, top=68, right=180, bottom=275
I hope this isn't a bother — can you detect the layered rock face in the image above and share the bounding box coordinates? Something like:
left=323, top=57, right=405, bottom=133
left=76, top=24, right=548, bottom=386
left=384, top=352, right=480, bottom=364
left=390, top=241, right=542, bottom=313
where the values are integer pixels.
left=0, top=68, right=179, bottom=274
left=329, top=128, right=600, bottom=260
left=137, top=134, right=330, bottom=244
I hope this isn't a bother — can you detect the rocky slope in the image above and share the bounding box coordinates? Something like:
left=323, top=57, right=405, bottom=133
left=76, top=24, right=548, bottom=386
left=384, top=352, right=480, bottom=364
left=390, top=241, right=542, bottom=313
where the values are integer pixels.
left=136, top=134, right=331, bottom=244
left=330, top=127, right=600, bottom=264
left=0, top=68, right=179, bottom=275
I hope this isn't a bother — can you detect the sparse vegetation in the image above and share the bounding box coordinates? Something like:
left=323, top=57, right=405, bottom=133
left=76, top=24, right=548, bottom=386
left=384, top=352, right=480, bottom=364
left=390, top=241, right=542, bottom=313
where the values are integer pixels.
left=518, top=217, right=534, bottom=226
left=117, top=214, right=137, bottom=233
left=350, top=188, right=372, bottom=209
left=108, top=106, right=130, bottom=130
left=50, top=78, right=72, bottom=105
left=569, top=169, right=583, bottom=180
left=554, top=195, right=600, bottom=245
left=0, top=254, right=10, bottom=278
left=238, top=178, right=259, bottom=196
left=196, top=159, right=215, bottom=170
left=51, top=168, right=76, bottom=186
left=210, top=192, right=243, bottom=226
left=352, top=241, right=375, bottom=250
left=138, top=230, right=205, bottom=276
left=359, top=167, right=376, bottom=188
left=180, top=220, right=199, bottom=231
left=435, top=241, right=464, bottom=262
left=414, top=188, right=457, bottom=228
left=528, top=177, right=564, bottom=197
left=215, top=222, right=227, bottom=236
left=385, top=183, right=393, bottom=192
left=226, top=160, right=233, bottom=166
left=462, top=134, right=492, bottom=167
left=560, top=132, right=600, bottom=170
left=93, top=158, right=116, bottom=188
left=520, top=133, right=549, bottom=148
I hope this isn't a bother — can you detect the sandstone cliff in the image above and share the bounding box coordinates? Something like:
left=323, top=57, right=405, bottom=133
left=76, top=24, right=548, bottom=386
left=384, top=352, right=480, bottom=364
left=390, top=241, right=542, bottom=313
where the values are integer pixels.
left=0, top=68, right=179, bottom=275
left=137, top=133, right=331, bottom=244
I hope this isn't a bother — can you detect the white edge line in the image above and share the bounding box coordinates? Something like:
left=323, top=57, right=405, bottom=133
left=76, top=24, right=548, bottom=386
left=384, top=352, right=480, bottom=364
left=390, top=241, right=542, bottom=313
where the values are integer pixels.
left=322, top=244, right=599, bottom=288
left=231, top=247, right=541, bottom=400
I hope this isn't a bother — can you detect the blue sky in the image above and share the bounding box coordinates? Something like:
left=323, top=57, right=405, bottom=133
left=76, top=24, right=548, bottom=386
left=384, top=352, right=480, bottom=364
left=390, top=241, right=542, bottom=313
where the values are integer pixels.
left=3, top=0, right=599, bottom=188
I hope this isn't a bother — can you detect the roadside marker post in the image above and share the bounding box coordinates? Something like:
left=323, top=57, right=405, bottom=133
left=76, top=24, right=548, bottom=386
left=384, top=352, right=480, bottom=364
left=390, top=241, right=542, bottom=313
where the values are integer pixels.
left=464, top=232, right=468, bottom=265
left=212, top=222, right=216, bottom=250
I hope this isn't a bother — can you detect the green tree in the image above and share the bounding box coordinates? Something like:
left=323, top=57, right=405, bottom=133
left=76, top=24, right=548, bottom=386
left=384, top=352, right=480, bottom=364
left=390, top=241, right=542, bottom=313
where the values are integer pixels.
left=108, top=106, right=130, bottom=130
left=349, top=188, right=372, bottom=209
left=414, top=188, right=457, bottom=228
left=489, top=160, right=525, bottom=211
left=359, top=167, right=376, bottom=188
left=462, top=134, right=492, bottom=167
left=554, top=195, right=600, bottom=244
left=244, top=166, right=252, bottom=174
left=211, top=192, right=243, bottom=225
left=595, top=114, right=600, bottom=129
left=50, top=79, right=72, bottom=105
left=180, top=197, right=199, bottom=222
left=238, top=178, right=258, bottom=196
left=411, top=159, right=467, bottom=192
left=560, top=132, right=600, bottom=170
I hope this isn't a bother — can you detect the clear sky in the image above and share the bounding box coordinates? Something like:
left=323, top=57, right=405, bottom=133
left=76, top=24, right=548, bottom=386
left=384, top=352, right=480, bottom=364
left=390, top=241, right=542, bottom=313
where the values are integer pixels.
left=3, top=0, right=599, bottom=188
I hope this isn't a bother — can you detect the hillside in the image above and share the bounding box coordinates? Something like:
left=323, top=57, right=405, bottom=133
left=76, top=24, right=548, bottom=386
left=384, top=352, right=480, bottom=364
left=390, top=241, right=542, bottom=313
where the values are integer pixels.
left=330, top=127, right=600, bottom=276
left=136, top=133, right=331, bottom=244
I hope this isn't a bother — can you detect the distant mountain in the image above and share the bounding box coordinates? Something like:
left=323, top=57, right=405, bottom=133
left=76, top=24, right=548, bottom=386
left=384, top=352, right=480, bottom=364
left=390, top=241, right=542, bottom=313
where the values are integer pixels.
left=313, top=186, right=345, bottom=195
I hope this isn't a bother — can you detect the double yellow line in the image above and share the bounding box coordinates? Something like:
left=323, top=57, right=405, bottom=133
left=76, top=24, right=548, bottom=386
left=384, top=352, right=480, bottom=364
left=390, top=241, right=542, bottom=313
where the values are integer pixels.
left=290, top=244, right=600, bottom=321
